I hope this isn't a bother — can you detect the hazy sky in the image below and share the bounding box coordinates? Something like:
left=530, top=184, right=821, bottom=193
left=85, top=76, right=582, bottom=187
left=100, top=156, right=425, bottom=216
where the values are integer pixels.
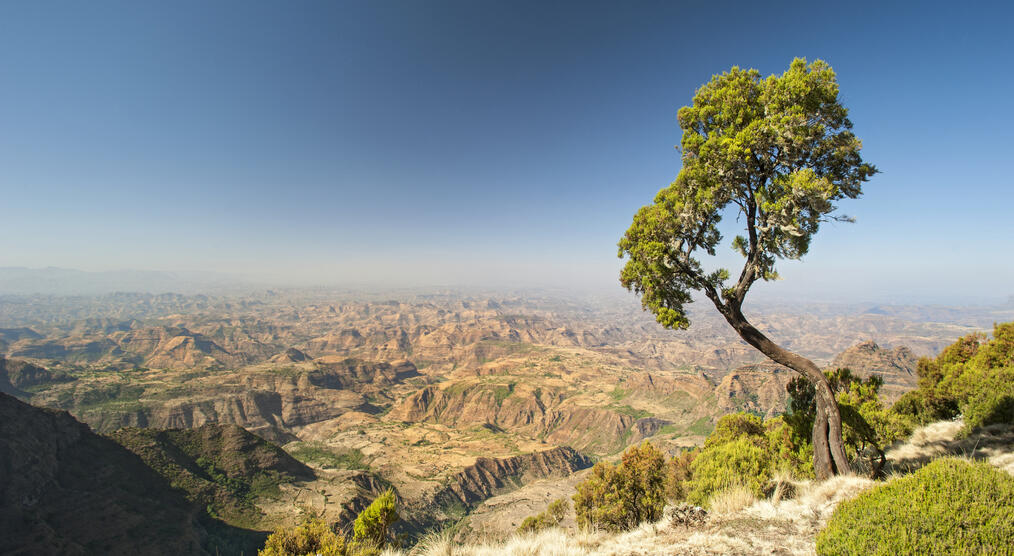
left=1, top=1, right=1011, bottom=303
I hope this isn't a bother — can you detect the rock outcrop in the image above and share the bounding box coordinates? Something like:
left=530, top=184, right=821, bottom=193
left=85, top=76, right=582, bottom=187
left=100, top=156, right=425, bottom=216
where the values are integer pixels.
left=432, top=446, right=592, bottom=514
left=830, top=341, right=919, bottom=403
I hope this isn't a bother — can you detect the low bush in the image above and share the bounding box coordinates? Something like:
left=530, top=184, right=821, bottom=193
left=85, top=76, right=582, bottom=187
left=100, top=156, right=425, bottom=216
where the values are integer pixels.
left=259, top=516, right=348, bottom=556
left=573, top=442, right=667, bottom=532
left=664, top=449, right=695, bottom=501
left=686, top=436, right=771, bottom=506
left=517, top=498, right=568, bottom=533
left=259, top=489, right=399, bottom=556
left=816, top=458, right=1014, bottom=555
left=961, top=368, right=1014, bottom=432
left=763, top=415, right=813, bottom=478
left=892, top=322, right=1014, bottom=434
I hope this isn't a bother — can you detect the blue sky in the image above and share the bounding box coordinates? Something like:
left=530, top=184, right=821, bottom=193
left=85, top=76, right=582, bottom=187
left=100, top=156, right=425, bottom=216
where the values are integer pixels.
left=1, top=1, right=1011, bottom=303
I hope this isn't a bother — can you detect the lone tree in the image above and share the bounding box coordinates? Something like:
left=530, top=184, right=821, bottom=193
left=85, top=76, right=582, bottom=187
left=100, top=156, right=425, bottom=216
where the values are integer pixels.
left=618, top=58, right=876, bottom=479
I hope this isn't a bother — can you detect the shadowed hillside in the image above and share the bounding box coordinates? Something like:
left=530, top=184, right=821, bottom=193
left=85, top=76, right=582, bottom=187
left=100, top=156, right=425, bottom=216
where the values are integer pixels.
left=0, top=392, right=255, bottom=555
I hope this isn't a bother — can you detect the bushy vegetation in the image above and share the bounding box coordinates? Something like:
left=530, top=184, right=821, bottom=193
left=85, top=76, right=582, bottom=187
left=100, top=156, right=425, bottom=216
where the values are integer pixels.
left=786, top=368, right=912, bottom=477
left=259, top=490, right=400, bottom=556
left=517, top=498, right=569, bottom=534
left=352, top=489, right=399, bottom=547
left=816, top=458, right=1014, bottom=555
left=573, top=442, right=667, bottom=531
left=893, top=322, right=1014, bottom=433
left=259, top=516, right=349, bottom=556
left=678, top=412, right=797, bottom=506
left=576, top=413, right=809, bottom=524
left=687, top=436, right=771, bottom=506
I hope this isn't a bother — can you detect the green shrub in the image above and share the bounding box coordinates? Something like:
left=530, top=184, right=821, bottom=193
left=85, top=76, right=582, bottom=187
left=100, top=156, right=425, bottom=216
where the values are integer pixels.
left=816, top=458, right=1014, bottom=555
left=764, top=415, right=813, bottom=478
left=686, top=437, right=772, bottom=506
left=962, top=368, right=1014, bottom=431
left=704, top=412, right=766, bottom=449
left=259, top=516, right=348, bottom=556
left=892, top=322, right=1014, bottom=433
left=573, top=442, right=667, bottom=532
left=352, top=489, right=399, bottom=547
left=517, top=498, right=568, bottom=534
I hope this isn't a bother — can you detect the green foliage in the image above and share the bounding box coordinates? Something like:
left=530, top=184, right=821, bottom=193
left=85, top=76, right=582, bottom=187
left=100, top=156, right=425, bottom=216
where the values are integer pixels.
left=816, top=458, right=1014, bottom=555
left=786, top=368, right=911, bottom=476
left=892, top=322, right=1014, bottom=433
left=259, top=516, right=349, bottom=556
left=573, top=442, right=667, bottom=532
left=76, top=382, right=145, bottom=410
left=608, top=404, right=652, bottom=420
left=687, top=437, right=772, bottom=506
left=763, top=415, right=813, bottom=478
left=108, top=426, right=304, bottom=529
left=517, top=498, right=569, bottom=534
left=618, top=58, right=876, bottom=330
left=672, top=411, right=813, bottom=506
left=962, top=369, right=1014, bottom=431
left=704, top=412, right=766, bottom=448
left=352, top=489, right=399, bottom=548
left=288, top=443, right=368, bottom=470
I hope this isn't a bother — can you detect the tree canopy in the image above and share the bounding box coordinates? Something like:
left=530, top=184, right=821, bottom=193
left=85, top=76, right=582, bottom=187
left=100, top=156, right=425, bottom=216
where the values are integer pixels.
left=619, top=58, right=876, bottom=327
left=619, top=58, right=877, bottom=479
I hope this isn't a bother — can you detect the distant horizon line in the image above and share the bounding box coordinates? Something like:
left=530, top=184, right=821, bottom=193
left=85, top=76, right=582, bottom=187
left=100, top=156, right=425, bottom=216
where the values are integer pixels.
left=0, top=264, right=1011, bottom=309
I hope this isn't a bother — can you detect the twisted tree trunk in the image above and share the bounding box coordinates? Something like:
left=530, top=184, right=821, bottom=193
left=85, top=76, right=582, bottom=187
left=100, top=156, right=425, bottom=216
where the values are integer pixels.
left=720, top=305, right=850, bottom=479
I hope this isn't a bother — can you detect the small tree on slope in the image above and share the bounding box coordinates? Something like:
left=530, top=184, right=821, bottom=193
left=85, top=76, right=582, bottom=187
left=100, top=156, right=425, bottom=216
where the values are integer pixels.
left=618, top=58, right=877, bottom=478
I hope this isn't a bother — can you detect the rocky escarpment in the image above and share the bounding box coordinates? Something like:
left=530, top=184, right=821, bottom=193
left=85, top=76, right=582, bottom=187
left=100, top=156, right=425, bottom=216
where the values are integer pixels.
left=270, top=347, right=310, bottom=363
left=36, top=359, right=416, bottom=442
left=308, top=357, right=419, bottom=393
left=830, top=340, right=918, bottom=403
left=390, top=383, right=636, bottom=454
left=431, top=446, right=592, bottom=515
left=0, top=392, right=225, bottom=554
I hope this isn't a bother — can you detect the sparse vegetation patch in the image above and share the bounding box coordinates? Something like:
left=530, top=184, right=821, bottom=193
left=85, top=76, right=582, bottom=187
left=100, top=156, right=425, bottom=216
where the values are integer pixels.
left=287, top=442, right=369, bottom=471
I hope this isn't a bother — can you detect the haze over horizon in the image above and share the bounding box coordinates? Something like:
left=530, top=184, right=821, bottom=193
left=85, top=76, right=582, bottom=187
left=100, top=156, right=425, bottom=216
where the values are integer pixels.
left=2, top=1, right=1012, bottom=304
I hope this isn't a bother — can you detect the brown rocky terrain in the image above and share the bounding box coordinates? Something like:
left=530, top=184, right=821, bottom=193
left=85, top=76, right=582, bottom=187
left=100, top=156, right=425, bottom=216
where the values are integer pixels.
left=433, top=446, right=592, bottom=512
left=2, top=289, right=1005, bottom=545
left=830, top=340, right=919, bottom=403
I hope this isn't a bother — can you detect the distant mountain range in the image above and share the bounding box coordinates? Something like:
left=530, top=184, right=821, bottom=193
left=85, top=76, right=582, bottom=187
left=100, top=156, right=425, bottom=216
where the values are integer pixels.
left=0, top=267, right=250, bottom=295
